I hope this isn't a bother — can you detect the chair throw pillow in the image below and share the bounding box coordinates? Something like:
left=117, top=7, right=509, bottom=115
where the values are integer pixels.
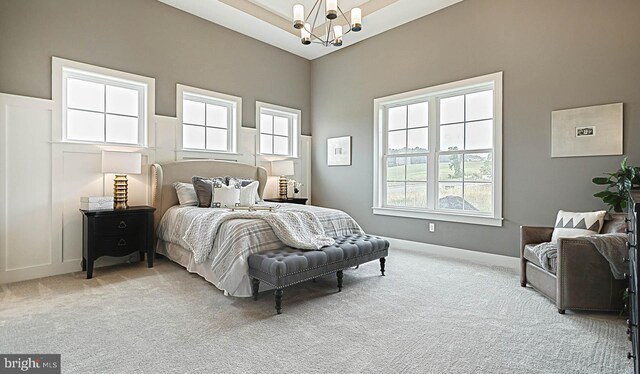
left=551, top=210, right=607, bottom=242
left=192, top=176, right=226, bottom=208
left=212, top=183, right=241, bottom=208
left=172, top=182, right=198, bottom=206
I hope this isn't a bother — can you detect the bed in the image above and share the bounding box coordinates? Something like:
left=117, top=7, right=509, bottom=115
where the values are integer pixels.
left=150, top=160, right=363, bottom=297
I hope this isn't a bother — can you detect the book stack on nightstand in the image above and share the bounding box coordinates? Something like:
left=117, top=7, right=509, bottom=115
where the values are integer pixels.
left=80, top=196, right=113, bottom=210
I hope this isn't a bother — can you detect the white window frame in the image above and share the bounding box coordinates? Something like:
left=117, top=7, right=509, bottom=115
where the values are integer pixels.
left=177, top=84, right=241, bottom=154
left=256, top=101, right=300, bottom=158
left=52, top=57, right=155, bottom=147
left=373, top=72, right=503, bottom=227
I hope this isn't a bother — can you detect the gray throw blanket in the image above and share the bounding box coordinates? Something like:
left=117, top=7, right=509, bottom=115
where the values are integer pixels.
left=184, top=209, right=335, bottom=264
left=583, top=233, right=628, bottom=280
left=530, top=242, right=558, bottom=274
left=532, top=233, right=628, bottom=279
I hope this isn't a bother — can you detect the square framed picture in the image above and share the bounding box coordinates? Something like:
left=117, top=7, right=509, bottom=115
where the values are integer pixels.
left=327, top=136, right=351, bottom=166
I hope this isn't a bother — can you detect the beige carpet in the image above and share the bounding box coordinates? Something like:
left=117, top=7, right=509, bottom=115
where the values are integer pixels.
left=0, top=247, right=631, bottom=374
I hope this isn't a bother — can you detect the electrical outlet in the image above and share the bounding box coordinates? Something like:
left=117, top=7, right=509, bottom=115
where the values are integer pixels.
left=428, top=223, right=435, bottom=232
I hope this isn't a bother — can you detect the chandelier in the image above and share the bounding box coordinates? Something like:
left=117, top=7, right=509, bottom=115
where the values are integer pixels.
left=292, top=1, right=362, bottom=47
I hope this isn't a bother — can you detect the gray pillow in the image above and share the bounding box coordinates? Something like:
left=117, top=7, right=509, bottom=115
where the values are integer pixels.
left=192, top=176, right=226, bottom=208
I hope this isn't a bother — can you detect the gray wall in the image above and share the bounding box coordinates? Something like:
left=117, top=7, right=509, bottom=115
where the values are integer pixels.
left=0, top=0, right=311, bottom=134
left=310, top=0, right=640, bottom=257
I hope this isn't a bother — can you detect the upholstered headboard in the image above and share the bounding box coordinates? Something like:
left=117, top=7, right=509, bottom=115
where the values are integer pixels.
left=150, top=160, right=268, bottom=231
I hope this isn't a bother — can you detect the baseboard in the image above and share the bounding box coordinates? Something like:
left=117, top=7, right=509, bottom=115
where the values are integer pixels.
left=378, top=236, right=519, bottom=272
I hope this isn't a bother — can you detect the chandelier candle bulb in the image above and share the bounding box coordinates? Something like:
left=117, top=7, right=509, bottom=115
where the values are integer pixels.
left=333, top=25, right=343, bottom=46
left=301, top=23, right=311, bottom=45
left=293, top=4, right=304, bottom=29
left=326, top=0, right=338, bottom=20
left=351, top=8, right=362, bottom=31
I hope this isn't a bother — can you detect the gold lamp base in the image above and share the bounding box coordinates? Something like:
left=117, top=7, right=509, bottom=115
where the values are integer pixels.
left=113, top=174, right=129, bottom=209
left=278, top=175, right=288, bottom=200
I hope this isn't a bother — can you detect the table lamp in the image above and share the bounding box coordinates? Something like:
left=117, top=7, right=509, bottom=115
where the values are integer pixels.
left=101, top=151, right=142, bottom=209
left=271, top=160, right=295, bottom=200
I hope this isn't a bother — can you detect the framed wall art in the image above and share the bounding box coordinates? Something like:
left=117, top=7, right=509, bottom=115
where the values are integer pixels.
left=551, top=103, right=623, bottom=157
left=327, top=136, right=351, bottom=166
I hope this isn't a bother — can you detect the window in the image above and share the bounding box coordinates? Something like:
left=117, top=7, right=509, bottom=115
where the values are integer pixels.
left=178, top=85, right=241, bottom=153
left=373, top=72, right=503, bottom=226
left=257, top=102, right=300, bottom=157
left=61, top=69, right=147, bottom=145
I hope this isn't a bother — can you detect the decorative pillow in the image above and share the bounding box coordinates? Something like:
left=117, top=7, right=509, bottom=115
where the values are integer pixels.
left=172, top=182, right=198, bottom=206
left=192, top=176, right=226, bottom=208
left=239, top=181, right=259, bottom=206
left=551, top=210, right=607, bottom=242
left=212, top=183, right=241, bottom=208
left=228, top=177, right=261, bottom=202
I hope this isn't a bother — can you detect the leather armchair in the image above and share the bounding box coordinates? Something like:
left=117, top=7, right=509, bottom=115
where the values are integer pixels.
left=520, top=214, right=627, bottom=314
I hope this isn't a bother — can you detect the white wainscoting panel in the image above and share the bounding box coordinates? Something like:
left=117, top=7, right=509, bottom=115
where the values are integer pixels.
left=0, top=94, right=56, bottom=283
left=154, top=115, right=178, bottom=163
left=61, top=150, right=102, bottom=263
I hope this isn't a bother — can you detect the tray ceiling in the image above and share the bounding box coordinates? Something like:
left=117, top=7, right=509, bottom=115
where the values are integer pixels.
left=158, top=0, right=463, bottom=60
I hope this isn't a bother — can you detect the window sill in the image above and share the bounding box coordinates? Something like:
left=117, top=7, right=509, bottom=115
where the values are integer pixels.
left=51, top=140, right=149, bottom=149
left=372, top=207, right=503, bottom=227
left=178, top=149, right=242, bottom=156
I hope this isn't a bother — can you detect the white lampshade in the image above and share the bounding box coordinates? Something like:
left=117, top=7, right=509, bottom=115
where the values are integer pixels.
left=334, top=25, right=343, bottom=39
left=351, top=8, right=362, bottom=24
left=351, top=7, right=362, bottom=31
left=326, top=0, right=337, bottom=19
left=271, top=160, right=295, bottom=176
left=301, top=23, right=311, bottom=39
left=101, top=151, right=142, bottom=175
left=293, top=4, right=304, bottom=24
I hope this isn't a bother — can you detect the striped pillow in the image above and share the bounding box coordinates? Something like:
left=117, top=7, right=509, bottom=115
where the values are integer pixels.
left=172, top=182, right=198, bottom=206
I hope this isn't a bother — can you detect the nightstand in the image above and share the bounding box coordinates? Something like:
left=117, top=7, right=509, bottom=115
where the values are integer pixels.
left=264, top=198, right=308, bottom=205
left=80, top=206, right=155, bottom=279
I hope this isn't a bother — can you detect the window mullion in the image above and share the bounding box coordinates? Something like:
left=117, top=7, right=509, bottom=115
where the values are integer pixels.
left=427, top=97, right=437, bottom=211
left=102, top=83, right=106, bottom=143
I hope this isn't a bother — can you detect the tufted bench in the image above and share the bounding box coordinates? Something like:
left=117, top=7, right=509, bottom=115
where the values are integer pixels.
left=248, top=234, right=389, bottom=314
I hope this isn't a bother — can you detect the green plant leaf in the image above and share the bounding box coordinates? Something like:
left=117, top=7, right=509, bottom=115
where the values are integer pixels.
left=592, top=177, right=611, bottom=185
left=603, top=194, right=621, bottom=204
left=594, top=191, right=613, bottom=198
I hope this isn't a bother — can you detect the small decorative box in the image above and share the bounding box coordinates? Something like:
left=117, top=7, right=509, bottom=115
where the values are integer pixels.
left=80, top=196, right=114, bottom=210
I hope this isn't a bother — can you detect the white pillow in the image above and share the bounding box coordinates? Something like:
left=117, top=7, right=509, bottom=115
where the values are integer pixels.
left=239, top=181, right=259, bottom=206
left=551, top=210, right=606, bottom=242
left=173, top=182, right=198, bottom=206
left=211, top=183, right=240, bottom=208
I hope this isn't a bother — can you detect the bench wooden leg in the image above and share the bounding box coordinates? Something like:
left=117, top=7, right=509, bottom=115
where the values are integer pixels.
left=337, top=270, right=343, bottom=292
left=380, top=257, right=386, bottom=276
left=252, top=278, right=260, bottom=301
left=274, top=289, right=283, bottom=314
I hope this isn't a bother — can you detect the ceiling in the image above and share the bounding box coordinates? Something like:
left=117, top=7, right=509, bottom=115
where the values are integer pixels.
left=158, top=0, right=463, bottom=60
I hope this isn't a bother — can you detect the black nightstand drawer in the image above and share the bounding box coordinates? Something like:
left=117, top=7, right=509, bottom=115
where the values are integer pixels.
left=95, top=215, right=142, bottom=235
left=95, top=234, right=142, bottom=253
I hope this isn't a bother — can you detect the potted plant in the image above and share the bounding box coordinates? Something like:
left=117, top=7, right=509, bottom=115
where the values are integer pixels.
left=592, top=156, right=640, bottom=212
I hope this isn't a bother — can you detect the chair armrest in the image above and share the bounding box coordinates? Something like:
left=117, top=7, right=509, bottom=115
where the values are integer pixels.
left=520, top=226, right=554, bottom=256
left=556, top=237, right=621, bottom=311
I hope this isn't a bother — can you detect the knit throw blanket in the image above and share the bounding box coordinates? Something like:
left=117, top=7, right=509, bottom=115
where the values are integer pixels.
left=183, top=209, right=335, bottom=264
left=531, top=233, right=628, bottom=279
